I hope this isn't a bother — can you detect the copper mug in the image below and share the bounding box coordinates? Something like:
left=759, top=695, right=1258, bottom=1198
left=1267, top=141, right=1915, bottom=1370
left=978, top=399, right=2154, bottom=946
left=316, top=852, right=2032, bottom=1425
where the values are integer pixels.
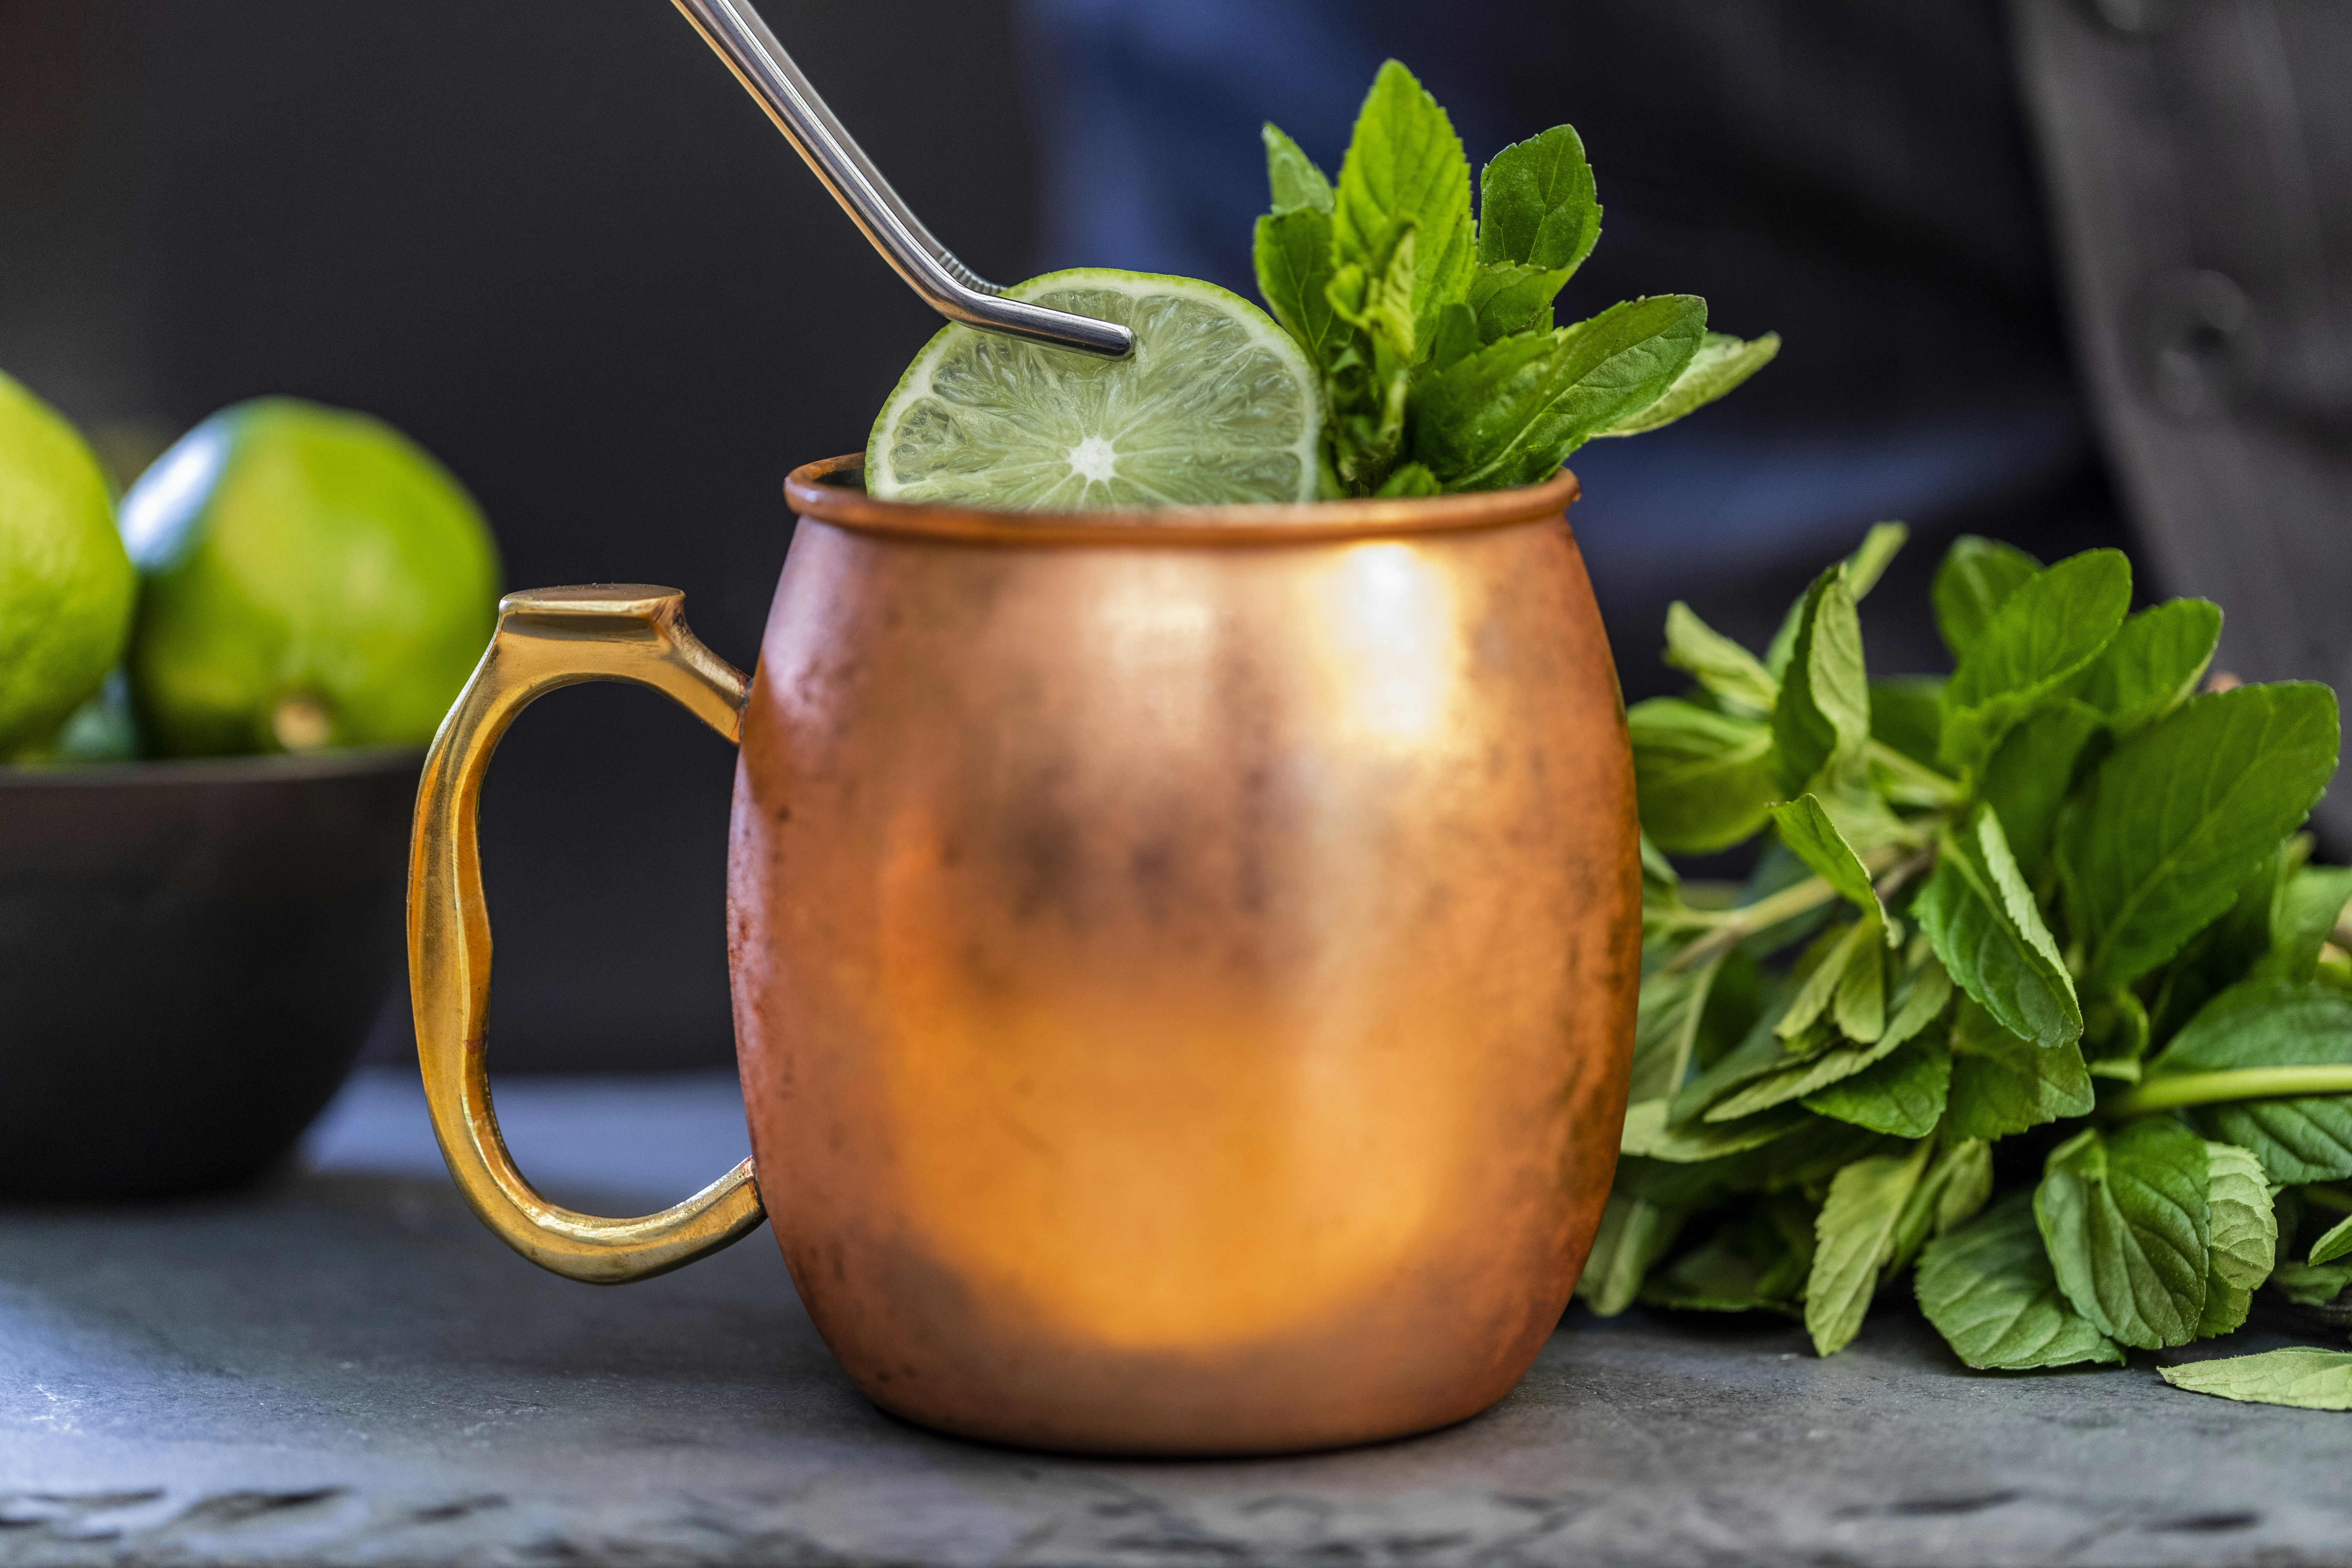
left=410, top=455, right=1639, bottom=1455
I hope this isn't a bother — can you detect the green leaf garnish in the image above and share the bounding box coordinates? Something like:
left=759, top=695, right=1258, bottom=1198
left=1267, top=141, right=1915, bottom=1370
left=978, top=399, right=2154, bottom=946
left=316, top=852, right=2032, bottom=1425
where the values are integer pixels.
left=1939, top=549, right=2131, bottom=771
left=1915, top=1195, right=2123, bottom=1371
left=1946, top=999, right=2094, bottom=1140
left=1931, top=536, right=2040, bottom=662
left=2060, top=683, right=2341, bottom=988
left=1593, top=483, right=2348, bottom=1395
left=1409, top=295, right=1705, bottom=491
left=1807, top=1142, right=1932, bottom=1356
left=1913, top=806, right=2080, bottom=1050
left=1332, top=61, right=1474, bottom=360
left=2196, top=1141, right=2276, bottom=1337
left=1260, top=122, right=1334, bottom=215
left=1771, top=567, right=1870, bottom=793
left=2158, top=1350, right=2352, bottom=1411
left=1248, top=61, right=1773, bottom=496
left=2033, top=1119, right=2211, bottom=1350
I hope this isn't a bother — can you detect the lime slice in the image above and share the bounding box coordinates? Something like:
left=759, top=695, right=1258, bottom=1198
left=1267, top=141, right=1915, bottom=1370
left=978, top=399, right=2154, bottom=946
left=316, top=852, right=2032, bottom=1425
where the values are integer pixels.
left=867, top=270, right=1322, bottom=509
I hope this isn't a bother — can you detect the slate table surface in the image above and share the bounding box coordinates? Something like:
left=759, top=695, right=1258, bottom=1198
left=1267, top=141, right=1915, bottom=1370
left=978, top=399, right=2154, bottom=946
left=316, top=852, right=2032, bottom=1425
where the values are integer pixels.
left=4, top=1069, right=2347, bottom=1568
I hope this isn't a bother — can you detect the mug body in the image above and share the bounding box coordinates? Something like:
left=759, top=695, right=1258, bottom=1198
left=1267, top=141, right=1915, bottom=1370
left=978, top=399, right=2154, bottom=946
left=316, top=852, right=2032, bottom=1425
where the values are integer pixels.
left=727, top=461, right=1638, bottom=1454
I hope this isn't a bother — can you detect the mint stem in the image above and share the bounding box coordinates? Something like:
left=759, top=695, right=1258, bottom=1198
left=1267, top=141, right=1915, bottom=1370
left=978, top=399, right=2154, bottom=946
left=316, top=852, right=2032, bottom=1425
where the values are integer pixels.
left=1664, top=839, right=1923, bottom=974
left=2108, top=1066, right=2352, bottom=1117
left=1867, top=741, right=1962, bottom=807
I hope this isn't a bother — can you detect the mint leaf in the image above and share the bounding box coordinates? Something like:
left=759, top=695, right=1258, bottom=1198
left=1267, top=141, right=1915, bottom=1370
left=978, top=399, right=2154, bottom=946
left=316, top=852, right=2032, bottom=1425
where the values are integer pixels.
left=1640, top=831, right=1680, bottom=893
left=2250, top=864, right=2352, bottom=982
left=1704, top=958, right=1947, bottom=1125
left=1594, top=332, right=1782, bottom=438
left=1934, top=1137, right=1996, bottom=1236
left=2147, top=841, right=2296, bottom=1040
left=1771, top=567, right=1869, bottom=792
left=1946, top=998, right=2094, bottom=1140
left=1674, top=1000, right=1825, bottom=1123
left=1749, top=1118, right=1902, bottom=1194
left=1476, top=124, right=1600, bottom=274
left=1807, top=1142, right=1931, bottom=1356
left=1628, top=698, right=1779, bottom=854
left=2271, top=1255, right=2352, bottom=1303
left=1978, top=701, right=2104, bottom=877
left=1631, top=945, right=1723, bottom=1104
left=2160, top=976, right=2352, bottom=1073
left=1620, top=1097, right=1811, bottom=1162
left=2197, top=1141, right=2277, bottom=1336
left=1932, top=535, right=2041, bottom=663
left=2035, top=1120, right=2211, bottom=1350
left=1664, top=602, right=1777, bottom=714
left=1889, top=1137, right=1995, bottom=1276
left=2158, top=1349, right=2352, bottom=1411
left=2312, top=1213, right=2352, bottom=1266
left=2151, top=978, right=2352, bottom=1184
left=1329, top=224, right=1418, bottom=361
left=1704, top=1036, right=1897, bottom=1122
left=1914, top=805, right=2081, bottom=1050
left=1576, top=1192, right=1685, bottom=1316
left=1642, top=1195, right=1814, bottom=1316
left=1870, top=677, right=1945, bottom=768
left=1333, top=61, right=1475, bottom=358
left=1322, top=233, right=1418, bottom=487
left=1768, top=794, right=1887, bottom=923
left=2060, top=684, right=2342, bottom=989
left=1423, top=302, right=1478, bottom=374
left=1764, top=526, right=1907, bottom=680
left=1916, top=1194, right=2124, bottom=1371
left=1842, top=522, right=1910, bottom=601
left=1410, top=294, right=1706, bottom=490
left=2074, top=598, right=2221, bottom=738
left=1940, top=549, right=2131, bottom=771
left=1778, top=918, right=1877, bottom=1041
left=1803, top=1034, right=1951, bottom=1139
left=1835, top=934, right=1888, bottom=1042
left=1465, top=262, right=1568, bottom=342
left=1886, top=953, right=1956, bottom=1047
left=1261, top=122, right=1334, bottom=214
left=1372, top=461, right=1441, bottom=498
left=1253, top=207, right=1348, bottom=366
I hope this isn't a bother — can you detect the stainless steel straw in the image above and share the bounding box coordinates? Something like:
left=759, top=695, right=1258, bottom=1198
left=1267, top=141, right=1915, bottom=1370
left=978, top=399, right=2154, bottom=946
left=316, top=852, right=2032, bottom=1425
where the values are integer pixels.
left=670, top=0, right=1134, bottom=359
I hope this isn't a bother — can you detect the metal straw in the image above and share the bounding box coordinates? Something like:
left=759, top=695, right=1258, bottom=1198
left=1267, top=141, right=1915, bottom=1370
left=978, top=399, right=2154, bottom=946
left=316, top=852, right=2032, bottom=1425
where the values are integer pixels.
left=670, top=0, right=1134, bottom=359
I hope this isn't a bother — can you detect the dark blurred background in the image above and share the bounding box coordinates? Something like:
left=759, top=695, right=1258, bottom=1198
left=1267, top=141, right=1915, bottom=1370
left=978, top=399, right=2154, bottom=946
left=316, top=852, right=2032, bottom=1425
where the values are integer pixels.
left=5, top=0, right=2345, bottom=1070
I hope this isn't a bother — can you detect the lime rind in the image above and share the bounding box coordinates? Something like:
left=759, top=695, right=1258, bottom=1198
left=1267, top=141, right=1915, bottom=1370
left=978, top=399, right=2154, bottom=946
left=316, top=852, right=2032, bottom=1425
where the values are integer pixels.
left=0, top=371, right=135, bottom=756
left=866, top=269, right=1322, bottom=510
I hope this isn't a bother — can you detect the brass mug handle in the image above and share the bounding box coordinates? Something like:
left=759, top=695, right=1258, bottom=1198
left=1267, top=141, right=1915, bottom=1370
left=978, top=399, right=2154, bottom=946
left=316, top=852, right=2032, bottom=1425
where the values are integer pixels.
left=408, top=585, right=765, bottom=1283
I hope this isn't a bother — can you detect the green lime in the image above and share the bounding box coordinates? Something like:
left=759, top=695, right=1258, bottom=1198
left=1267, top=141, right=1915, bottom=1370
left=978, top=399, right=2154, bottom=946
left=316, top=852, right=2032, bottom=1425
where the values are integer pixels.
left=0, top=371, right=135, bottom=757
left=867, top=270, right=1322, bottom=508
left=119, top=398, right=502, bottom=757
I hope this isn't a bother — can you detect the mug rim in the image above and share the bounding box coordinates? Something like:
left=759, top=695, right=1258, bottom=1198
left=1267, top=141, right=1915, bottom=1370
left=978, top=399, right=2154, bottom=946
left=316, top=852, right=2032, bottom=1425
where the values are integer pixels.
left=784, top=454, right=1580, bottom=547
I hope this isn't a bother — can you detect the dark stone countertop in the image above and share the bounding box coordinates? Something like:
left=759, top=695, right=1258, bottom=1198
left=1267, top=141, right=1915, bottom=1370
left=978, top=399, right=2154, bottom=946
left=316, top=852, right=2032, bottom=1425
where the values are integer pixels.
left=4, top=1070, right=2348, bottom=1568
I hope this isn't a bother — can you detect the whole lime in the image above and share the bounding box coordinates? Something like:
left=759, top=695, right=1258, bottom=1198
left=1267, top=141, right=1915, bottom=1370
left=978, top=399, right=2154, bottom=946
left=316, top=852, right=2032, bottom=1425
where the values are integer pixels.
left=0, top=371, right=136, bottom=758
left=119, top=398, right=502, bottom=757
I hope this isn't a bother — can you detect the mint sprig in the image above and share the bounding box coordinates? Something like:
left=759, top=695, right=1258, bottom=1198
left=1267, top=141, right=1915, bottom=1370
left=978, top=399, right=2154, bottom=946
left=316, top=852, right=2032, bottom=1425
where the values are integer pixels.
left=1606, top=526, right=2352, bottom=1409
left=1253, top=62, right=1777, bottom=497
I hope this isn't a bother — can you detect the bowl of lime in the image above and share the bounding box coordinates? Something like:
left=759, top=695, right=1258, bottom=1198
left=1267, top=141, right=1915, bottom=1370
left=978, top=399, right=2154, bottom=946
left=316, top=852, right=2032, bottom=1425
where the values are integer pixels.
left=0, top=374, right=499, bottom=1198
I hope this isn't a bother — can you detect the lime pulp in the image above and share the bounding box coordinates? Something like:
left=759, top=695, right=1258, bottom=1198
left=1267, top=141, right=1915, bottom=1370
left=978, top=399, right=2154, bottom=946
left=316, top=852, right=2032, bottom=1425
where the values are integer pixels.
left=866, top=270, right=1322, bottom=510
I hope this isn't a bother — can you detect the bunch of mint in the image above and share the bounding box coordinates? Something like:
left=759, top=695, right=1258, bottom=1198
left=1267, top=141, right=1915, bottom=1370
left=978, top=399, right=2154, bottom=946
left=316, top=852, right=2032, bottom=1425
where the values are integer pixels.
left=1252, top=63, right=1777, bottom=499
left=1602, top=524, right=2352, bottom=1410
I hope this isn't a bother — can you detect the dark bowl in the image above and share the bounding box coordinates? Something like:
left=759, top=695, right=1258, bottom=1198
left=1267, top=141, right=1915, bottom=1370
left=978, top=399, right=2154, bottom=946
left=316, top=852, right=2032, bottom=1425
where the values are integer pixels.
left=0, top=747, right=418, bottom=1199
